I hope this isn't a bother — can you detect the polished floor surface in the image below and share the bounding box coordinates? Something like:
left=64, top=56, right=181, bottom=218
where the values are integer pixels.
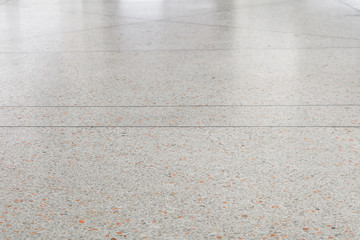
left=1, top=0, right=360, bottom=239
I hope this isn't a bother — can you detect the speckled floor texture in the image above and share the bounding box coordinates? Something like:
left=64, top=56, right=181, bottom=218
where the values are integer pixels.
left=1, top=0, right=360, bottom=240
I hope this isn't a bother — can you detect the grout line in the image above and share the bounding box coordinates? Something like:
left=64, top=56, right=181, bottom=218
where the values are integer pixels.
left=0, top=126, right=359, bottom=128
left=0, top=104, right=360, bottom=108
left=338, top=0, right=360, bottom=12
left=160, top=19, right=360, bottom=41
left=1, top=46, right=360, bottom=54
left=60, top=9, right=153, bottom=21
left=2, top=19, right=155, bottom=42
left=0, top=0, right=11, bottom=5
left=158, top=0, right=295, bottom=21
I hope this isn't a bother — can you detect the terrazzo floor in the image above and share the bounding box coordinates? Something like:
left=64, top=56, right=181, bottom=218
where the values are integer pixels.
left=1, top=0, right=360, bottom=239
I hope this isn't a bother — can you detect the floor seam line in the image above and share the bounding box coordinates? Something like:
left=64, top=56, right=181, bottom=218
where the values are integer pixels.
left=1, top=105, right=360, bottom=108
left=1, top=46, right=360, bottom=54
left=0, top=126, right=359, bottom=128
